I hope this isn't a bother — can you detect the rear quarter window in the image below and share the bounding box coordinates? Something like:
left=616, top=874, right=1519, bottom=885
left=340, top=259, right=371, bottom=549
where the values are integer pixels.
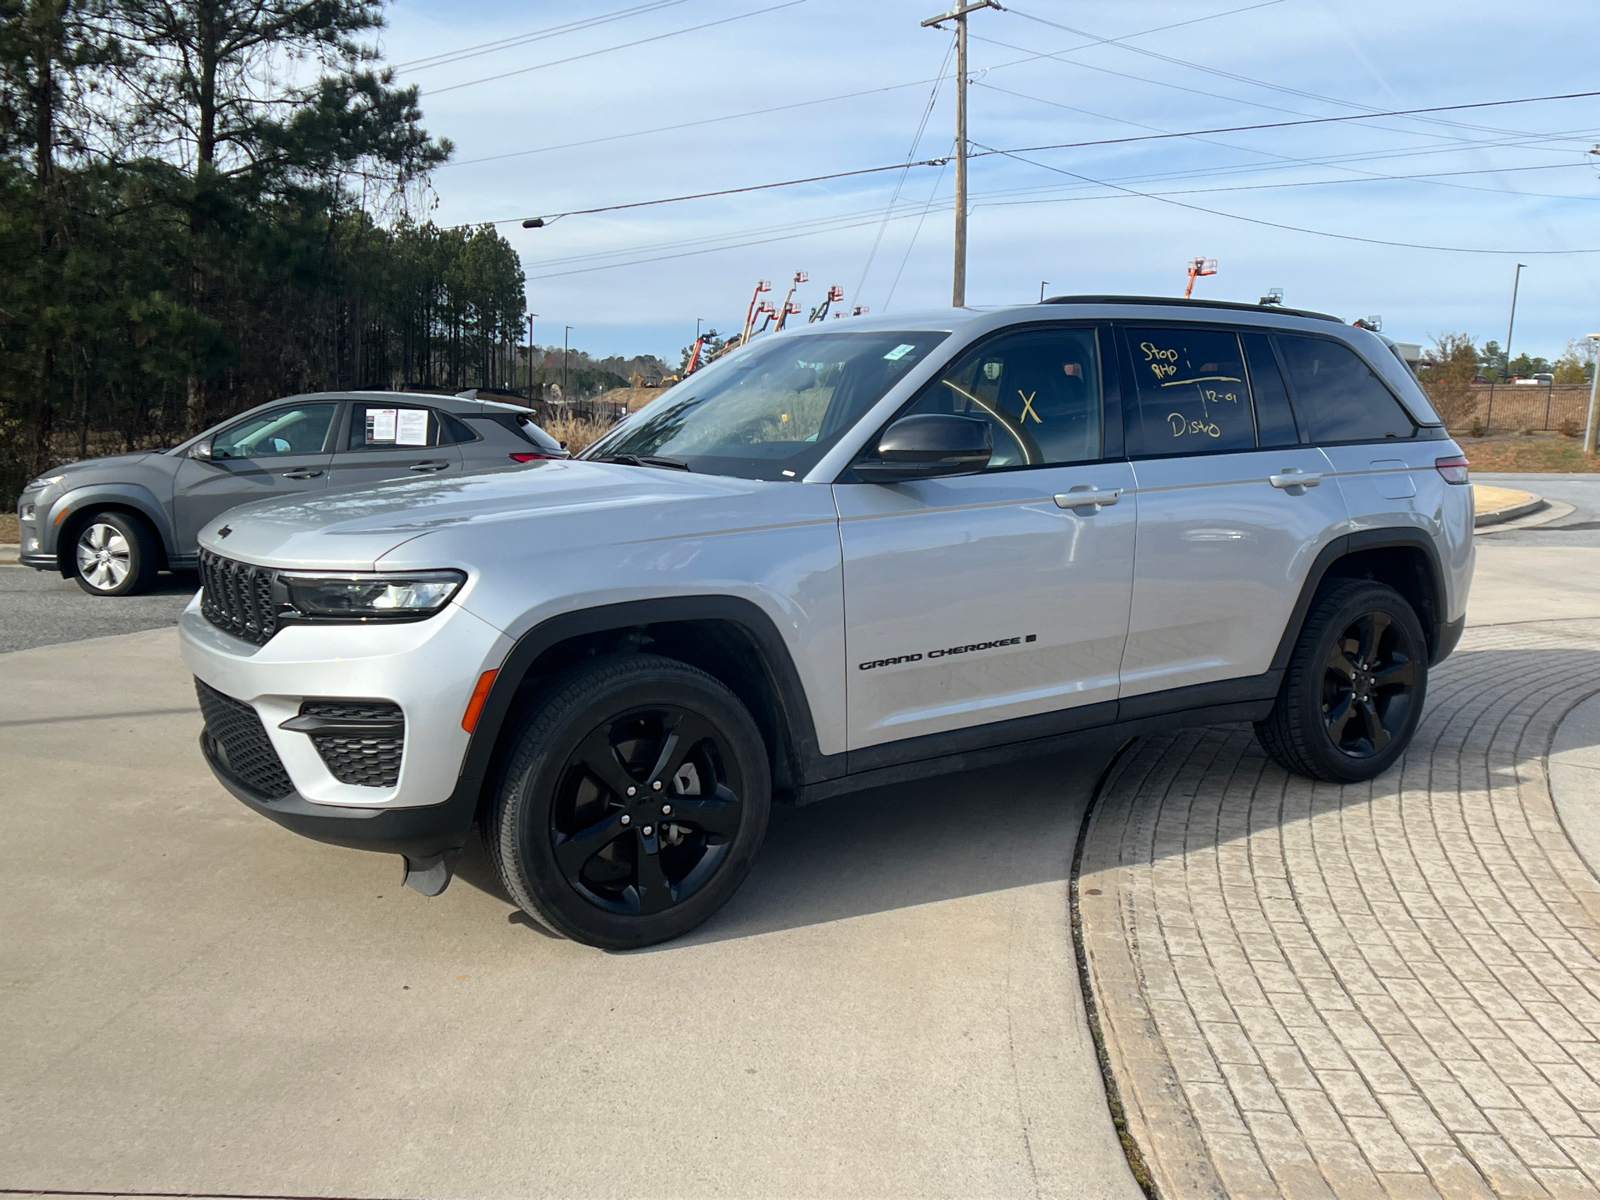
left=1276, top=335, right=1416, bottom=444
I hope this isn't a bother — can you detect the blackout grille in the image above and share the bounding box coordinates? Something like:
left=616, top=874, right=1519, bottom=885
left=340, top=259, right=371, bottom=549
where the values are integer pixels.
left=196, top=679, right=293, bottom=799
left=199, top=549, right=279, bottom=645
left=300, top=700, right=405, bottom=788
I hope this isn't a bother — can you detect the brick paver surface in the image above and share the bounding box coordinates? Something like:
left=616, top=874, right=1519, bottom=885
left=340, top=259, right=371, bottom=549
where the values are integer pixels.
left=1078, top=621, right=1600, bottom=1199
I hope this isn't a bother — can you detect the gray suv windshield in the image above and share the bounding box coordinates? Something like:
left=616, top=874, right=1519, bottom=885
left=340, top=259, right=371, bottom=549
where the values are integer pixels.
left=583, top=330, right=949, bottom=480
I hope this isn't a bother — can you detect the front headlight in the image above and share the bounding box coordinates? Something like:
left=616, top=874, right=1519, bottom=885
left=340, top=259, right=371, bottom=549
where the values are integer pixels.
left=281, top=570, right=466, bottom=620
left=25, top=474, right=64, bottom=492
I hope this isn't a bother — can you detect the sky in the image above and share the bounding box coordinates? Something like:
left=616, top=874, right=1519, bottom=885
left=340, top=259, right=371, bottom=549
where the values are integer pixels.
left=377, top=0, right=1600, bottom=365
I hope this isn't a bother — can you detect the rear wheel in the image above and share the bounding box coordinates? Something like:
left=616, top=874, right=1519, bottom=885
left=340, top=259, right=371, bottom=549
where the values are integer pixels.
left=1254, top=580, right=1428, bottom=783
left=486, top=654, right=771, bottom=949
left=72, top=511, right=159, bottom=596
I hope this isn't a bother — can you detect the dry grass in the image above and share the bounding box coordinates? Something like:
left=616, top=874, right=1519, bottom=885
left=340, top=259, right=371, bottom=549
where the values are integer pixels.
left=1461, top=433, right=1600, bottom=473
left=0, top=513, right=18, bottom=543
left=542, top=413, right=614, bottom=456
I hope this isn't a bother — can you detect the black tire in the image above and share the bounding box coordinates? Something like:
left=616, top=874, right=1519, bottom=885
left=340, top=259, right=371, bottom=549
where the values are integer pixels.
left=1254, top=580, right=1428, bottom=783
left=485, top=654, right=771, bottom=949
left=71, top=510, right=160, bottom=596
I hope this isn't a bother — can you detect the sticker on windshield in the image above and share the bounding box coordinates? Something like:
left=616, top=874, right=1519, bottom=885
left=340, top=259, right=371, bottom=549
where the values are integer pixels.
left=884, top=343, right=916, bottom=361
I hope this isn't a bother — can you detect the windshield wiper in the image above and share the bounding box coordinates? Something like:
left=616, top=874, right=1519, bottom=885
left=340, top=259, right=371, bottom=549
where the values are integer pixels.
left=595, top=452, right=691, bottom=472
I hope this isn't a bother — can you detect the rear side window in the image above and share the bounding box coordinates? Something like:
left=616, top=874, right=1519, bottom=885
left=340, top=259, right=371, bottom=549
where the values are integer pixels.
left=1241, top=333, right=1300, bottom=449
left=346, top=404, right=449, bottom=450
left=1275, top=335, right=1416, bottom=443
left=1126, top=327, right=1256, bottom=454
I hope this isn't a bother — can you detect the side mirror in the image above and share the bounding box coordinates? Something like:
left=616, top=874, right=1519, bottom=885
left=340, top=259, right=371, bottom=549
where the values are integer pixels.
left=190, top=438, right=214, bottom=461
left=854, top=414, right=992, bottom=483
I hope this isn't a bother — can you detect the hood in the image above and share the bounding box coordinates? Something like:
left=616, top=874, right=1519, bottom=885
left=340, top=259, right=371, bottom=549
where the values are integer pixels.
left=50, top=452, right=158, bottom=480
left=196, top=459, right=777, bottom=569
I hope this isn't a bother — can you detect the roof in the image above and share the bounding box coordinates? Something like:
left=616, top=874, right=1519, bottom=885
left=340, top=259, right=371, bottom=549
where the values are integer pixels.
left=1041, top=295, right=1343, bottom=324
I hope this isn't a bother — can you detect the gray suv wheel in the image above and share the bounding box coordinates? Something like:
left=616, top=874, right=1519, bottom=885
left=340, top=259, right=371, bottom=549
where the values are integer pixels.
left=73, top=512, right=159, bottom=596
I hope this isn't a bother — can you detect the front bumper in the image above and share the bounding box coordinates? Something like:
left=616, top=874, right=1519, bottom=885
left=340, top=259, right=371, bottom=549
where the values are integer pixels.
left=180, top=592, right=514, bottom=857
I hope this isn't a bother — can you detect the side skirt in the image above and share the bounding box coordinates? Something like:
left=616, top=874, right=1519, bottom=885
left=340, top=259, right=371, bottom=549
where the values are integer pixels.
left=792, top=672, right=1281, bottom=805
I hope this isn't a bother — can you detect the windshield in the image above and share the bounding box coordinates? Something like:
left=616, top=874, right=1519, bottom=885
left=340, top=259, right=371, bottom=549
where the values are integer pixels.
left=581, top=330, right=950, bottom=480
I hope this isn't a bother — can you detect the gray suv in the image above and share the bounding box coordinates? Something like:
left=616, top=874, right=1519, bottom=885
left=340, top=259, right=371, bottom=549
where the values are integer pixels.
left=179, top=297, right=1474, bottom=948
left=16, top=390, right=566, bottom=595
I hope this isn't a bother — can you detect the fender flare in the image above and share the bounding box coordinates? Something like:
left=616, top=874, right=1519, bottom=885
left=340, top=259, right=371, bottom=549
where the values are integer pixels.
left=1269, top=528, right=1450, bottom=671
left=444, top=594, right=838, bottom=825
left=47, top=483, right=175, bottom=571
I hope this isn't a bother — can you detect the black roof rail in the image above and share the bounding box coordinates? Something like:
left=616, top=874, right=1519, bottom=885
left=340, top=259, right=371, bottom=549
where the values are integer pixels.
left=1040, top=294, right=1343, bottom=324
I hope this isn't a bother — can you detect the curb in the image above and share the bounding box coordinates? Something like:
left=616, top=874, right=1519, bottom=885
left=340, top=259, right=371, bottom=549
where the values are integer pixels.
left=1474, top=491, right=1545, bottom=527
left=0, top=543, right=19, bottom=566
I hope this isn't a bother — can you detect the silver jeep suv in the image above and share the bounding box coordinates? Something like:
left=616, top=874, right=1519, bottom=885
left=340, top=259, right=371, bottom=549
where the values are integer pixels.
left=180, top=296, right=1474, bottom=948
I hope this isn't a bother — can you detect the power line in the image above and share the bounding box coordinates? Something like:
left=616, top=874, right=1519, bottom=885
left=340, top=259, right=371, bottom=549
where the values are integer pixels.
left=437, top=0, right=1296, bottom=168
left=520, top=161, right=1598, bottom=281
left=973, top=141, right=1600, bottom=255
left=424, top=1, right=806, bottom=96
left=394, top=0, right=690, bottom=72
left=489, top=89, right=1600, bottom=228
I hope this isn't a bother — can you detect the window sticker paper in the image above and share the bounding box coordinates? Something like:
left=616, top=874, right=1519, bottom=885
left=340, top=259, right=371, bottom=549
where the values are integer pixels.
left=884, top=343, right=916, bottom=361
left=367, top=408, right=398, bottom=443
left=396, top=409, right=429, bottom=446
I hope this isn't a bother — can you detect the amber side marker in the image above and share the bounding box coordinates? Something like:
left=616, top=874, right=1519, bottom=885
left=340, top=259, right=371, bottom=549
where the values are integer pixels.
left=462, top=669, right=498, bottom=733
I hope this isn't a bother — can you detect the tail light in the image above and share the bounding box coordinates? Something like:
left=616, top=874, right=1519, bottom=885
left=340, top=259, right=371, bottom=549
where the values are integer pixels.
left=1434, top=455, right=1470, bottom=485
left=509, top=452, right=559, bottom=463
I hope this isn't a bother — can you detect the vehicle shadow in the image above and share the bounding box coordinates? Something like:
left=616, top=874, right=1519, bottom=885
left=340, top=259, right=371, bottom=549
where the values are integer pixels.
left=452, top=730, right=1128, bottom=947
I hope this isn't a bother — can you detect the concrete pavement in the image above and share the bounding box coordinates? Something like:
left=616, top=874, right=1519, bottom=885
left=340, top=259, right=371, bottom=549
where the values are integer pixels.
left=0, top=629, right=1140, bottom=1199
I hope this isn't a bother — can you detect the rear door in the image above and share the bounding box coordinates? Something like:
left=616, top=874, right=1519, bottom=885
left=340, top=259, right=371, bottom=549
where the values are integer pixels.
left=835, top=323, right=1136, bottom=754
left=326, top=402, right=465, bottom=488
left=171, top=401, right=339, bottom=550
left=1272, top=333, right=1430, bottom=531
left=1118, top=324, right=1349, bottom=702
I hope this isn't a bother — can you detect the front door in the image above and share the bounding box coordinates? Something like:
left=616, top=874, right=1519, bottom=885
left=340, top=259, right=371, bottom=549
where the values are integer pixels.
left=326, top=402, right=464, bottom=489
left=1117, top=324, right=1351, bottom=699
left=171, top=401, right=340, bottom=553
left=835, top=324, right=1137, bottom=755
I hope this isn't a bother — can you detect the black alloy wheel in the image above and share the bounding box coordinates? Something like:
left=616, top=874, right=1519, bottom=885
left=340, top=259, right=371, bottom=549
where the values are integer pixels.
left=1255, top=580, right=1428, bottom=783
left=1320, top=610, right=1417, bottom=759
left=486, top=654, right=770, bottom=949
left=552, top=704, right=744, bottom=916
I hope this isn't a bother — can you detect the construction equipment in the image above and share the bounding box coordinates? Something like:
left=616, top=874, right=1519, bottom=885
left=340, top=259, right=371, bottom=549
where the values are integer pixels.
left=1184, top=257, right=1218, bottom=299
left=771, top=271, right=807, bottom=333
left=1258, top=288, right=1284, bottom=307
left=739, top=279, right=772, bottom=343
left=809, top=284, right=846, bottom=323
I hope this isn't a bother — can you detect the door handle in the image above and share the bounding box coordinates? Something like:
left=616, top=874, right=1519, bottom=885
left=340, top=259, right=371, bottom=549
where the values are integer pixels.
left=281, top=468, right=323, bottom=480
left=408, top=461, right=450, bottom=473
left=1269, top=469, right=1322, bottom=496
left=1054, top=486, right=1122, bottom=513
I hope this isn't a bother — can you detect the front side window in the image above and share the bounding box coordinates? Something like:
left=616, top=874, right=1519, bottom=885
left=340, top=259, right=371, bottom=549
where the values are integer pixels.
left=212, top=404, right=337, bottom=458
left=1276, top=335, right=1416, bottom=444
left=346, top=404, right=448, bottom=450
left=581, top=330, right=949, bottom=480
left=899, top=326, right=1103, bottom=469
left=1127, top=327, right=1256, bottom=455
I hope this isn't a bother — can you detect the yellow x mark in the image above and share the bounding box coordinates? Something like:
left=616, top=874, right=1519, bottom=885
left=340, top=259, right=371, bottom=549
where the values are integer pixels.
left=1018, top=389, right=1042, bottom=424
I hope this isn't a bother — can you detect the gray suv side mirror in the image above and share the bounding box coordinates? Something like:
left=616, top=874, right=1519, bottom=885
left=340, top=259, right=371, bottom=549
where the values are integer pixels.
left=190, top=438, right=215, bottom=461
left=854, top=414, right=992, bottom=483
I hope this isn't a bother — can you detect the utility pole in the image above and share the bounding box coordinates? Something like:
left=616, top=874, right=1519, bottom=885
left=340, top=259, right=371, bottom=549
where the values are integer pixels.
left=922, top=0, right=1000, bottom=309
left=563, top=325, right=573, bottom=401
left=1503, top=263, right=1527, bottom=381
left=1584, top=332, right=1600, bottom=454
left=527, top=312, right=537, bottom=394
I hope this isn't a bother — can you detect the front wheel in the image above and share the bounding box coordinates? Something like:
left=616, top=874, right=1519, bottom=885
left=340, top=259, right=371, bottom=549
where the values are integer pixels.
left=485, top=655, right=771, bottom=949
left=72, top=511, right=159, bottom=596
left=1254, top=580, right=1428, bottom=783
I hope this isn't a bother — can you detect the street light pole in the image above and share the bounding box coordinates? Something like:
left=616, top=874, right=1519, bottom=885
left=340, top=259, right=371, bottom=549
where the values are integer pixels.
left=1503, top=263, right=1527, bottom=381
left=922, top=0, right=999, bottom=309
left=1584, top=333, right=1600, bottom=455
left=527, top=312, right=537, bottom=394
left=1039, top=280, right=1049, bottom=303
